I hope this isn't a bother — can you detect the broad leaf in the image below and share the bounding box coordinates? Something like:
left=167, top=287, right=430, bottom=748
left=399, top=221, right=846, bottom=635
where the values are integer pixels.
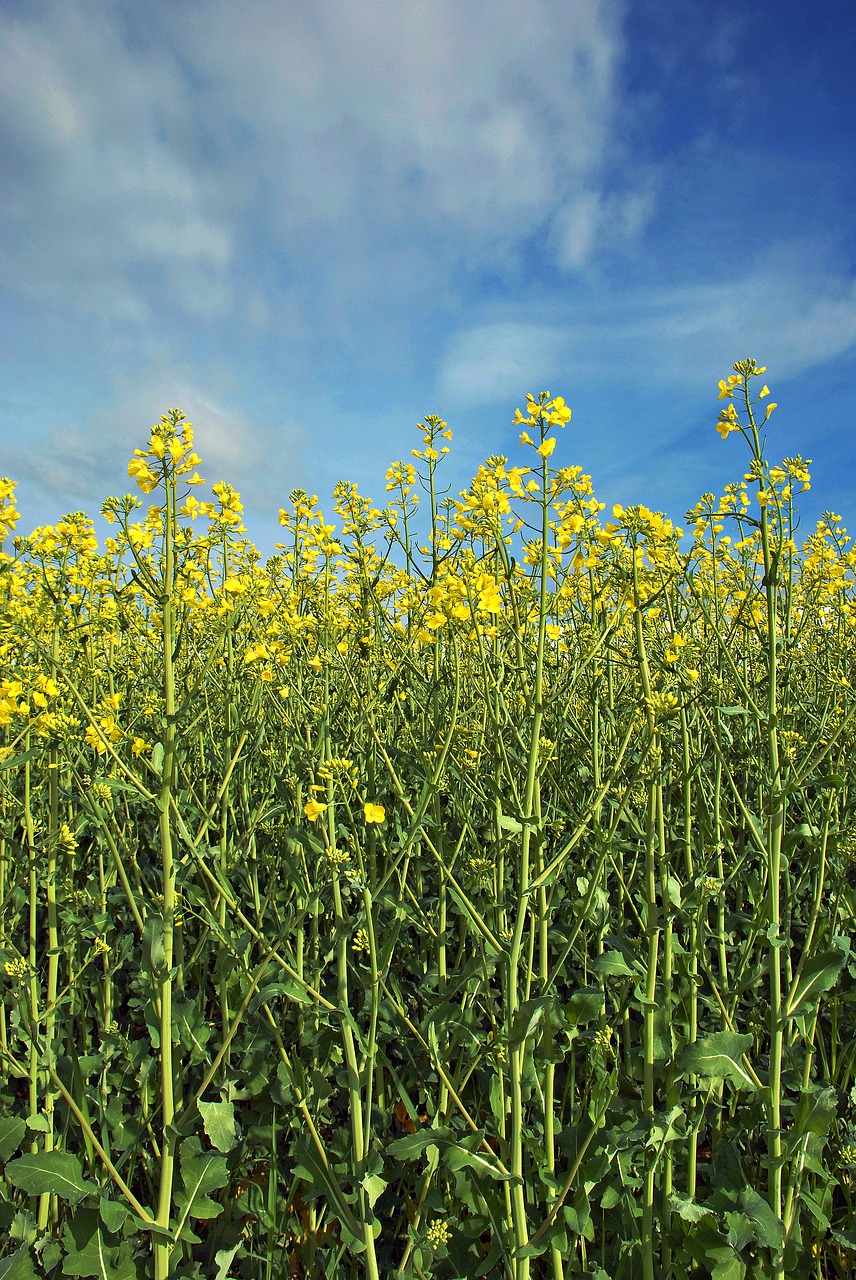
left=5, top=1151, right=95, bottom=1204
left=0, top=1246, right=38, bottom=1280
left=498, top=815, right=522, bottom=834
left=669, top=1192, right=714, bottom=1222
left=214, top=1245, right=240, bottom=1280
left=563, top=988, right=604, bottom=1026
left=711, top=1256, right=746, bottom=1280
left=508, top=998, right=553, bottom=1049
left=443, top=1135, right=516, bottom=1182
left=0, top=1117, right=26, bottom=1162
left=361, top=1173, right=388, bottom=1208
left=60, top=1207, right=136, bottom=1279
left=737, top=1188, right=784, bottom=1249
left=786, top=944, right=849, bottom=1018
left=591, top=951, right=636, bottom=977
left=175, top=1150, right=229, bottom=1220
left=678, top=1032, right=756, bottom=1088
left=197, top=1100, right=237, bottom=1153
left=98, top=1198, right=130, bottom=1234
left=387, top=1126, right=454, bottom=1162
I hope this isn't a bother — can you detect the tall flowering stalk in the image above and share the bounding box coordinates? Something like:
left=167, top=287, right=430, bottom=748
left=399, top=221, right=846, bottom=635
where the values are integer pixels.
left=716, top=361, right=801, bottom=1279
left=506, top=391, right=571, bottom=1280
left=126, top=410, right=206, bottom=1280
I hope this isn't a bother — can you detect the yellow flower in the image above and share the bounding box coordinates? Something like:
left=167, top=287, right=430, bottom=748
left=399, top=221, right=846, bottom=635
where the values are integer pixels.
left=364, top=802, right=386, bottom=824
left=84, top=724, right=108, bottom=755
left=127, top=457, right=159, bottom=493
left=131, top=736, right=151, bottom=756
left=536, top=437, right=557, bottom=459
left=304, top=799, right=328, bottom=821
left=716, top=404, right=741, bottom=439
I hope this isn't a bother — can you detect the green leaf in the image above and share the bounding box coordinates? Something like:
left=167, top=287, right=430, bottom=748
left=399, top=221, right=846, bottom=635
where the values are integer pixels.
left=0, top=1246, right=38, bottom=1280
left=789, top=1086, right=837, bottom=1143
left=175, top=1150, right=229, bottom=1220
left=798, top=1188, right=830, bottom=1229
left=498, top=815, right=522, bottom=834
left=197, top=1100, right=237, bottom=1153
left=361, top=1173, right=388, bottom=1208
left=387, top=1126, right=454, bottom=1162
left=591, top=951, right=636, bottom=977
left=711, top=1256, right=745, bottom=1280
left=513, top=1239, right=550, bottom=1259
left=669, top=1192, right=714, bottom=1222
left=98, top=1199, right=130, bottom=1234
left=25, top=1115, right=50, bottom=1133
left=564, top=988, right=604, bottom=1026
left=786, top=944, right=849, bottom=1018
left=0, top=747, right=41, bottom=773
left=443, top=1135, right=517, bottom=1182
left=214, top=1245, right=240, bottom=1280
left=173, top=997, right=213, bottom=1064
left=0, top=1117, right=27, bottom=1162
left=737, top=1188, right=784, bottom=1249
left=678, top=1032, right=756, bottom=1087
left=60, top=1207, right=136, bottom=1279
left=142, top=916, right=167, bottom=982
left=832, top=1227, right=856, bottom=1251
left=508, top=998, right=553, bottom=1049
left=5, top=1151, right=95, bottom=1204
left=40, top=1241, right=63, bottom=1272
left=475, top=1237, right=506, bottom=1277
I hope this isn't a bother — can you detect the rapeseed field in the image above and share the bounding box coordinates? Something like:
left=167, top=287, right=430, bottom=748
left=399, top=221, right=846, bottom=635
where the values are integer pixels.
left=1, top=360, right=854, bottom=1278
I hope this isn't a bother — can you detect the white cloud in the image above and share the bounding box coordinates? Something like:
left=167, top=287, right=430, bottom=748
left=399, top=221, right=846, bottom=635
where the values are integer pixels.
left=0, top=4, right=238, bottom=320
left=0, top=0, right=628, bottom=327
left=435, top=322, right=568, bottom=406
left=3, top=365, right=303, bottom=519
left=435, top=246, right=856, bottom=409
left=549, top=175, right=658, bottom=270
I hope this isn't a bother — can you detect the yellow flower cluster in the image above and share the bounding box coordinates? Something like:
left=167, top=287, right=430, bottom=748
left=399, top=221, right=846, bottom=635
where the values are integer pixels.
left=128, top=411, right=205, bottom=495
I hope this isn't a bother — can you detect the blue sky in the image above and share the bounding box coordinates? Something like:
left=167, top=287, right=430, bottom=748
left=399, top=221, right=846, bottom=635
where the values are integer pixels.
left=2, top=0, right=855, bottom=555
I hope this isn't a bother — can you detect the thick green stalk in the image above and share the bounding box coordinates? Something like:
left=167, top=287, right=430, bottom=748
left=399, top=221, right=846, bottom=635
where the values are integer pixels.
left=38, top=631, right=61, bottom=1230
left=23, top=746, right=39, bottom=1151
left=154, top=463, right=179, bottom=1280
left=680, top=708, right=699, bottom=1199
left=632, top=555, right=661, bottom=1280
left=507, top=434, right=552, bottom=1278
left=760, top=489, right=786, bottom=1271
left=322, top=706, right=380, bottom=1280
left=744, top=387, right=787, bottom=1272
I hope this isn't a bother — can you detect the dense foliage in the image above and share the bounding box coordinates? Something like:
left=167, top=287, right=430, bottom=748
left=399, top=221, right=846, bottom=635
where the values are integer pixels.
left=1, top=360, right=855, bottom=1279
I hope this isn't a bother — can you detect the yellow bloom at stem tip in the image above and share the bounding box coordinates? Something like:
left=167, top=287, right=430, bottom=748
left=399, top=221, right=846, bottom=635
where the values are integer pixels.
left=364, top=802, right=386, bottom=824
left=304, top=799, right=328, bottom=821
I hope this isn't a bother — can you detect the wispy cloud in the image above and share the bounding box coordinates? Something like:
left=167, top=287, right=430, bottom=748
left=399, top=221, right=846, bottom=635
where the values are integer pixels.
left=434, top=244, right=856, bottom=412
left=3, top=363, right=303, bottom=521
left=0, top=0, right=632, bottom=331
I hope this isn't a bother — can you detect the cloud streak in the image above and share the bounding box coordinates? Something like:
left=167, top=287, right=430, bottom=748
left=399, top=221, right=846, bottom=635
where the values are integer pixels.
left=435, top=249, right=856, bottom=411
